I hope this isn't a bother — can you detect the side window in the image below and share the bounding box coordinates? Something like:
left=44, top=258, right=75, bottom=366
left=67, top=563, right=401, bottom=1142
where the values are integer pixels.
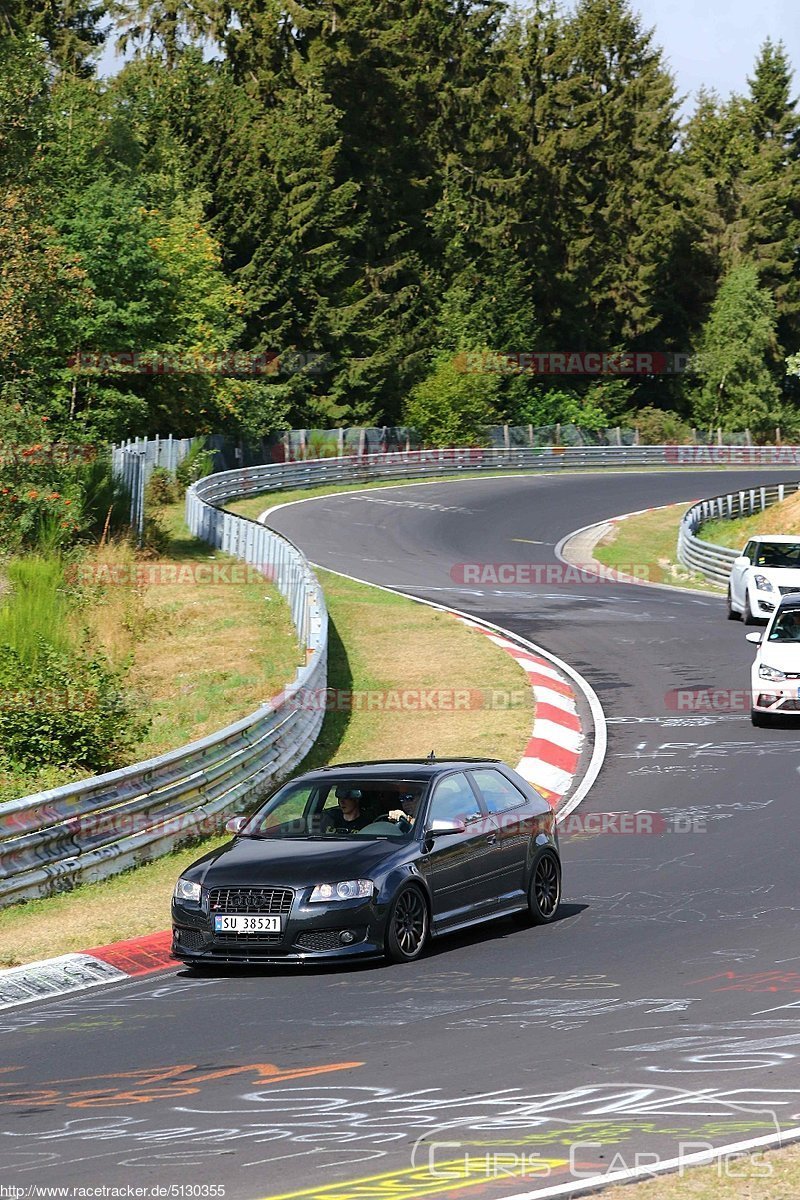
left=743, top=541, right=756, bottom=563
left=428, top=773, right=479, bottom=825
left=470, top=769, right=526, bottom=816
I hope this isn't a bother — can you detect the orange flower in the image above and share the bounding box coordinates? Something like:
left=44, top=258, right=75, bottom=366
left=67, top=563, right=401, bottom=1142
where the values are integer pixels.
left=27, top=489, right=39, bottom=499
left=49, top=492, right=60, bottom=500
left=64, top=498, right=72, bottom=505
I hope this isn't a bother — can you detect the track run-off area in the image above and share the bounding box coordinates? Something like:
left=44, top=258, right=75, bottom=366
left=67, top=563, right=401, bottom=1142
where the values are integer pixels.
left=3, top=468, right=800, bottom=1200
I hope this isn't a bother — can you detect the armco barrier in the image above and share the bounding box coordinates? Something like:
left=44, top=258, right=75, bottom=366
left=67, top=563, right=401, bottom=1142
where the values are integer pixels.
left=0, top=464, right=327, bottom=908
left=677, top=481, right=800, bottom=586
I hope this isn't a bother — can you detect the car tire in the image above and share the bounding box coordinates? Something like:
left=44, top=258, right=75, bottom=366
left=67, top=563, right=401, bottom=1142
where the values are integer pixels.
left=385, top=885, right=429, bottom=963
left=751, top=709, right=771, bottom=727
left=524, top=850, right=561, bottom=925
left=726, top=587, right=740, bottom=620
left=743, top=589, right=759, bottom=625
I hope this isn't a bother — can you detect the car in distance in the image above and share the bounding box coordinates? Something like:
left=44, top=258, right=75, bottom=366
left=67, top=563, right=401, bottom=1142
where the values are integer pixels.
left=728, top=535, right=800, bottom=623
left=747, top=596, right=800, bottom=725
left=172, top=758, right=561, bottom=966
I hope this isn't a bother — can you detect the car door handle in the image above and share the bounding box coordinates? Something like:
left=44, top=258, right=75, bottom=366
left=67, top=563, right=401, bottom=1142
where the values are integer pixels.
left=485, top=833, right=497, bottom=846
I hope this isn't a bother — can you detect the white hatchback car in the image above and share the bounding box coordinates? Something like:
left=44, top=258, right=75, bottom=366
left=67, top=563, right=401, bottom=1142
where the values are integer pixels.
left=728, top=535, right=800, bottom=623
left=747, top=599, right=800, bottom=725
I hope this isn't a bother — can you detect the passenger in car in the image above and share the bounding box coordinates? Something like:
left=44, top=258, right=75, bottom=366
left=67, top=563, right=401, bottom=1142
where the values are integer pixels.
left=321, top=786, right=373, bottom=833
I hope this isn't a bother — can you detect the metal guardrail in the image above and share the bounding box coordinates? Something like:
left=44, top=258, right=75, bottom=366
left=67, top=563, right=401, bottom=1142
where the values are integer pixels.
left=195, top=444, right=800, bottom=490
left=677, top=481, right=800, bottom=586
left=0, top=464, right=327, bottom=908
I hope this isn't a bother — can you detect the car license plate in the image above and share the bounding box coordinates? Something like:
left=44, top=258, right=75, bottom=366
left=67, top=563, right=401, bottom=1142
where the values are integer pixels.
left=213, top=914, right=282, bottom=933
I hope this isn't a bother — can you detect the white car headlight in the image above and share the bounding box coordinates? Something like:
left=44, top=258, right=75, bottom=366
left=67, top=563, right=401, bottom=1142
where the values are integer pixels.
left=174, top=877, right=202, bottom=902
left=309, top=879, right=373, bottom=903
left=759, top=663, right=786, bottom=681
left=753, top=574, right=774, bottom=592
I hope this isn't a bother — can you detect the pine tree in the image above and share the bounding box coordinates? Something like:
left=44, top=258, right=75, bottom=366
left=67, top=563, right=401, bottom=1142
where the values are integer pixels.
left=741, top=40, right=800, bottom=348
left=2, top=1, right=107, bottom=76
left=692, top=261, right=781, bottom=434
left=518, top=0, right=687, bottom=356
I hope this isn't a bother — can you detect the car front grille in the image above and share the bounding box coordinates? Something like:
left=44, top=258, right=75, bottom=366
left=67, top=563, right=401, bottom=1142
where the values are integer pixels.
left=209, top=887, right=294, bottom=916
left=779, top=586, right=800, bottom=596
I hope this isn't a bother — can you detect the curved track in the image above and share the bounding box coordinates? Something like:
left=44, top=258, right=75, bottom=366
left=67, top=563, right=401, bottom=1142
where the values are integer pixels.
left=3, top=469, right=800, bottom=1200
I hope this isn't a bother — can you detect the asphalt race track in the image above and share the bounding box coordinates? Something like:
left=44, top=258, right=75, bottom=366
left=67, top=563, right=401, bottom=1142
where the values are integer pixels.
left=3, top=468, right=800, bottom=1200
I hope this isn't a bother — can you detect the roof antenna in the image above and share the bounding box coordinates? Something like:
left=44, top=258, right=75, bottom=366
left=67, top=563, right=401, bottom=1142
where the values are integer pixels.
left=426, top=750, right=436, bottom=761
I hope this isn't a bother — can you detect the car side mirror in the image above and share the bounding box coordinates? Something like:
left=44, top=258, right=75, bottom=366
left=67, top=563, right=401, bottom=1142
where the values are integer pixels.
left=225, top=816, right=248, bottom=834
left=733, top=556, right=749, bottom=568
left=745, top=631, right=762, bottom=644
left=427, top=817, right=467, bottom=836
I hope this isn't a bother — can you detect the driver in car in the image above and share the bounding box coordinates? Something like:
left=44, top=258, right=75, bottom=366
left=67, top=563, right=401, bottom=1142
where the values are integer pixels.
left=387, top=792, right=420, bottom=832
left=773, top=611, right=800, bottom=640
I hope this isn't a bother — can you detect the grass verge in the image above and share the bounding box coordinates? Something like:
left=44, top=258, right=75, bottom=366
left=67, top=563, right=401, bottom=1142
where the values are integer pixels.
left=0, top=568, right=533, bottom=965
left=593, top=504, right=714, bottom=591
left=595, top=1141, right=800, bottom=1200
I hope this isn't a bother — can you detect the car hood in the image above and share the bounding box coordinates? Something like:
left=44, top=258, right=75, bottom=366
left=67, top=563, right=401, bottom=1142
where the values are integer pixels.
left=755, top=643, right=800, bottom=672
left=189, top=835, right=405, bottom=888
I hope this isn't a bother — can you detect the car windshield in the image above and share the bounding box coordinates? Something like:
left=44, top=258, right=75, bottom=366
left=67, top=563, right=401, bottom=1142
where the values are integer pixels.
left=239, top=778, right=428, bottom=840
left=754, top=543, right=800, bottom=568
left=767, top=612, right=800, bottom=642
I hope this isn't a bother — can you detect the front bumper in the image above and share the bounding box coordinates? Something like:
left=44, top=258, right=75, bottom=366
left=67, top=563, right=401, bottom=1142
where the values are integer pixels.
left=750, top=677, right=800, bottom=714
left=749, top=591, right=776, bottom=617
left=172, top=893, right=386, bottom=964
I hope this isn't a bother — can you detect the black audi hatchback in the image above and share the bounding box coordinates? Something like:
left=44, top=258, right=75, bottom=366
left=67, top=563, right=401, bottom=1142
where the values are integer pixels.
left=172, top=758, right=561, bottom=966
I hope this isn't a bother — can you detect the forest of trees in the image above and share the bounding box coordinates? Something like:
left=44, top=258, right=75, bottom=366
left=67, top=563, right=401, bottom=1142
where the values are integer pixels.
left=1, top=0, right=799, bottom=444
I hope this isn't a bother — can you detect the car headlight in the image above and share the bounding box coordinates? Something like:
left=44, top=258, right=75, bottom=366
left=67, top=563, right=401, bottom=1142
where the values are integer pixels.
left=753, top=575, right=774, bottom=592
left=758, top=663, right=786, bottom=681
left=309, top=879, right=373, bottom=903
left=174, top=877, right=202, bottom=902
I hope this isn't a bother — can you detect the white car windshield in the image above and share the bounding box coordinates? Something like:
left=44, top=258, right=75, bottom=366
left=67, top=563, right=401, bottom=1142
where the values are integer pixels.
left=768, top=613, right=800, bottom=642
left=754, top=543, right=800, bottom=568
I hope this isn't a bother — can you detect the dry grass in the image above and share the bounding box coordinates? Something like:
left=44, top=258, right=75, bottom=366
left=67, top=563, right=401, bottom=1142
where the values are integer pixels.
left=701, top=489, right=800, bottom=548
left=594, top=504, right=715, bottom=591
left=0, top=569, right=533, bottom=964
left=305, top=568, right=533, bottom=767
left=595, top=1139, right=800, bottom=1200
left=73, top=506, right=301, bottom=756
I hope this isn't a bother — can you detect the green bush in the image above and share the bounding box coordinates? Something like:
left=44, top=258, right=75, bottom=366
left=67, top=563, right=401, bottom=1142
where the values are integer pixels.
left=634, top=406, right=694, bottom=444
left=404, top=352, right=502, bottom=446
left=175, top=438, right=215, bottom=489
left=145, top=466, right=177, bottom=507
left=0, top=639, right=148, bottom=773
